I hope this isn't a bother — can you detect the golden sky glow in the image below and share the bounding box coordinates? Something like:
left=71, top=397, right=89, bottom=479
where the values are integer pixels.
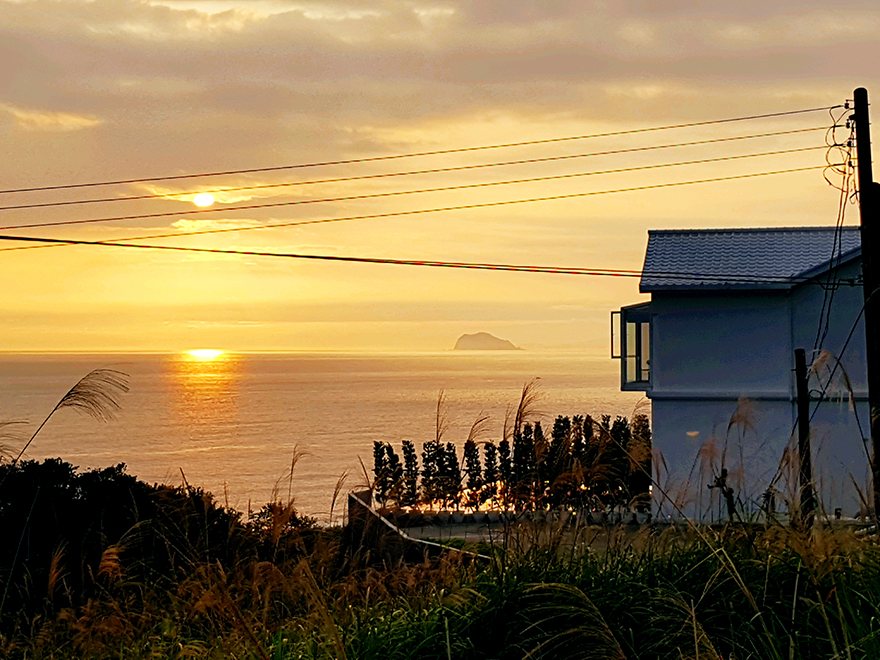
left=1, top=1, right=877, bottom=353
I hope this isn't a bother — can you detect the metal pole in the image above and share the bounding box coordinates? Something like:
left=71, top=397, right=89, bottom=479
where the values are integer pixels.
left=795, top=348, right=814, bottom=525
left=853, top=87, right=880, bottom=520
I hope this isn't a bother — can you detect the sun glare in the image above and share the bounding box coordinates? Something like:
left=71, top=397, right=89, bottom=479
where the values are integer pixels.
left=193, top=193, right=215, bottom=207
left=187, top=349, right=225, bottom=360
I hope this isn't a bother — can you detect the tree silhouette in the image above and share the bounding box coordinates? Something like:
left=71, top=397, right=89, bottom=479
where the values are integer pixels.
left=463, top=439, right=483, bottom=508
left=482, top=441, right=499, bottom=504
left=439, top=442, right=462, bottom=507
left=371, top=407, right=651, bottom=513
left=401, top=439, right=419, bottom=506
left=385, top=443, right=403, bottom=505
left=420, top=440, right=443, bottom=504
left=372, top=440, right=390, bottom=504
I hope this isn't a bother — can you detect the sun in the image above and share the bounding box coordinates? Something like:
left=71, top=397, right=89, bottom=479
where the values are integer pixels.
left=186, top=349, right=225, bottom=360
left=193, top=193, right=215, bottom=207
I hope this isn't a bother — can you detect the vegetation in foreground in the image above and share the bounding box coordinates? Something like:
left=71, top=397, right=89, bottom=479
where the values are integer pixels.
left=2, top=458, right=880, bottom=659
left=2, top=369, right=879, bottom=658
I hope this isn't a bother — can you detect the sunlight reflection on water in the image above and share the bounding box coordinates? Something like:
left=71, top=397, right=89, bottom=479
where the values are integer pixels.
left=167, top=352, right=241, bottom=431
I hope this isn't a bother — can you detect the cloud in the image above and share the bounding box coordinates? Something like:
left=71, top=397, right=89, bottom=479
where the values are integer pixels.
left=135, top=180, right=313, bottom=205
left=0, top=102, right=101, bottom=131
left=2, top=1, right=875, bottom=132
left=617, top=21, right=656, bottom=46
left=84, top=5, right=270, bottom=40
left=0, top=0, right=876, bottom=354
left=170, top=218, right=263, bottom=231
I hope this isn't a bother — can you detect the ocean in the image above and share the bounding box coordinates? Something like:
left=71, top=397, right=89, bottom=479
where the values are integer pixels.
left=0, top=351, right=645, bottom=522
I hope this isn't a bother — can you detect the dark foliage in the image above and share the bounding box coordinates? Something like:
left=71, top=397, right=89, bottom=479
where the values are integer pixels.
left=439, top=442, right=462, bottom=507
left=463, top=440, right=482, bottom=490
left=420, top=440, right=444, bottom=504
left=379, top=413, right=651, bottom=512
left=0, top=459, right=314, bottom=637
left=512, top=423, right=533, bottom=490
left=498, top=438, right=512, bottom=487
left=372, top=440, right=390, bottom=504
left=385, top=444, right=404, bottom=503
left=401, top=439, right=419, bottom=506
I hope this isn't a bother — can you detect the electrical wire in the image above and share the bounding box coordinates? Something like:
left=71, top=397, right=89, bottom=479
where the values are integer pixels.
left=807, top=294, right=870, bottom=462
left=0, top=164, right=841, bottom=255
left=0, top=104, right=850, bottom=294
left=0, top=127, right=828, bottom=213
left=0, top=105, right=840, bottom=196
left=813, top=113, right=855, bottom=354
left=803, top=101, right=870, bottom=460
left=2, top=168, right=845, bottom=262
left=756, top=294, right=867, bottom=499
left=0, top=155, right=832, bottom=234
left=0, top=232, right=862, bottom=284
left=762, top=104, right=863, bottom=501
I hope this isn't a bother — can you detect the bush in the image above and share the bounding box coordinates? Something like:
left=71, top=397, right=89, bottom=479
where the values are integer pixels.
left=0, top=459, right=314, bottom=637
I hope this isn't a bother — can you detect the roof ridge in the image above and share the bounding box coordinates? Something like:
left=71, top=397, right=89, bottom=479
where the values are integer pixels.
left=641, top=226, right=862, bottom=292
left=648, top=226, right=858, bottom=236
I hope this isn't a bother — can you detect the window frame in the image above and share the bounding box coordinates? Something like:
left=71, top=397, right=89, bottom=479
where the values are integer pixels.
left=616, top=302, right=652, bottom=391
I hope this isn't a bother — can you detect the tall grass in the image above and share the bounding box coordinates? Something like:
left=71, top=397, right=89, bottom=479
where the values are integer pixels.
left=4, top=458, right=880, bottom=660
left=4, top=373, right=880, bottom=658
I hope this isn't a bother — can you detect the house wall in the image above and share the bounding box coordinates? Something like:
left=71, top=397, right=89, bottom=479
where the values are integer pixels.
left=647, top=268, right=869, bottom=521
left=650, top=291, right=791, bottom=395
left=809, top=402, right=871, bottom=518
left=789, top=260, right=866, bottom=393
left=651, top=397, right=792, bottom=522
left=790, top=260, right=869, bottom=518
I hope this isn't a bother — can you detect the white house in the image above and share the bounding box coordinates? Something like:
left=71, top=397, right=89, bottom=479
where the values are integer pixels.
left=614, top=227, right=869, bottom=521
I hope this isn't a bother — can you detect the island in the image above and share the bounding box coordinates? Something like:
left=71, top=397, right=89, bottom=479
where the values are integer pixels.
left=453, top=332, right=520, bottom=350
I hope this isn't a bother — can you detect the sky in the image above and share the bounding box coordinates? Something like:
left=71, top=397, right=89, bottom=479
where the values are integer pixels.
left=1, top=0, right=878, bottom=354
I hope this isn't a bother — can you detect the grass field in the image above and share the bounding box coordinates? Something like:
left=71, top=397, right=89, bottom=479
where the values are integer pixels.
left=2, top=458, right=880, bottom=659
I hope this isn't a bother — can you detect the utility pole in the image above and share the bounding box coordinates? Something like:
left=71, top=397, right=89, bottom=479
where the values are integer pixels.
left=794, top=348, right=814, bottom=526
left=853, top=87, right=880, bottom=520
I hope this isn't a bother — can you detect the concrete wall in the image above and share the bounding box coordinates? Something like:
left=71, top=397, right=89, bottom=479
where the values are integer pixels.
left=647, top=266, right=869, bottom=521
left=650, top=290, right=791, bottom=395
left=651, top=397, right=792, bottom=521
left=790, top=260, right=867, bottom=393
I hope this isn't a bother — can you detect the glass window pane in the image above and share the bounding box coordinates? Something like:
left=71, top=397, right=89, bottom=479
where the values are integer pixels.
left=626, top=355, right=636, bottom=383
left=626, top=322, right=636, bottom=358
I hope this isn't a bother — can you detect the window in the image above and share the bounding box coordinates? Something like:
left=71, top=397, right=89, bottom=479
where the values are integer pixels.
left=612, top=303, right=651, bottom=390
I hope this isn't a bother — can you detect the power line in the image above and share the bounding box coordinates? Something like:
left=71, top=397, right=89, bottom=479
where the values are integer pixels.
left=808, top=295, right=870, bottom=435
left=813, top=112, right=855, bottom=354
left=733, top=283, right=869, bottom=498
left=0, top=164, right=838, bottom=254
left=0, top=232, right=859, bottom=285
left=0, top=153, right=830, bottom=234
left=0, top=105, right=840, bottom=196
left=0, top=127, right=827, bottom=212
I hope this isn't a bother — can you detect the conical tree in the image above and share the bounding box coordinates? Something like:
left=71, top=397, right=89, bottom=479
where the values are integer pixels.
left=385, top=444, right=404, bottom=505
left=463, top=439, right=483, bottom=508
left=482, top=441, right=499, bottom=504
left=420, top=440, right=443, bottom=505
left=372, top=440, right=390, bottom=504
left=440, top=442, right=462, bottom=507
left=498, top=438, right=512, bottom=487
left=401, top=439, right=419, bottom=506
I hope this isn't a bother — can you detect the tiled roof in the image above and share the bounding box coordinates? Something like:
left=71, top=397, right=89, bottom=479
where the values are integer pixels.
left=640, top=227, right=861, bottom=292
